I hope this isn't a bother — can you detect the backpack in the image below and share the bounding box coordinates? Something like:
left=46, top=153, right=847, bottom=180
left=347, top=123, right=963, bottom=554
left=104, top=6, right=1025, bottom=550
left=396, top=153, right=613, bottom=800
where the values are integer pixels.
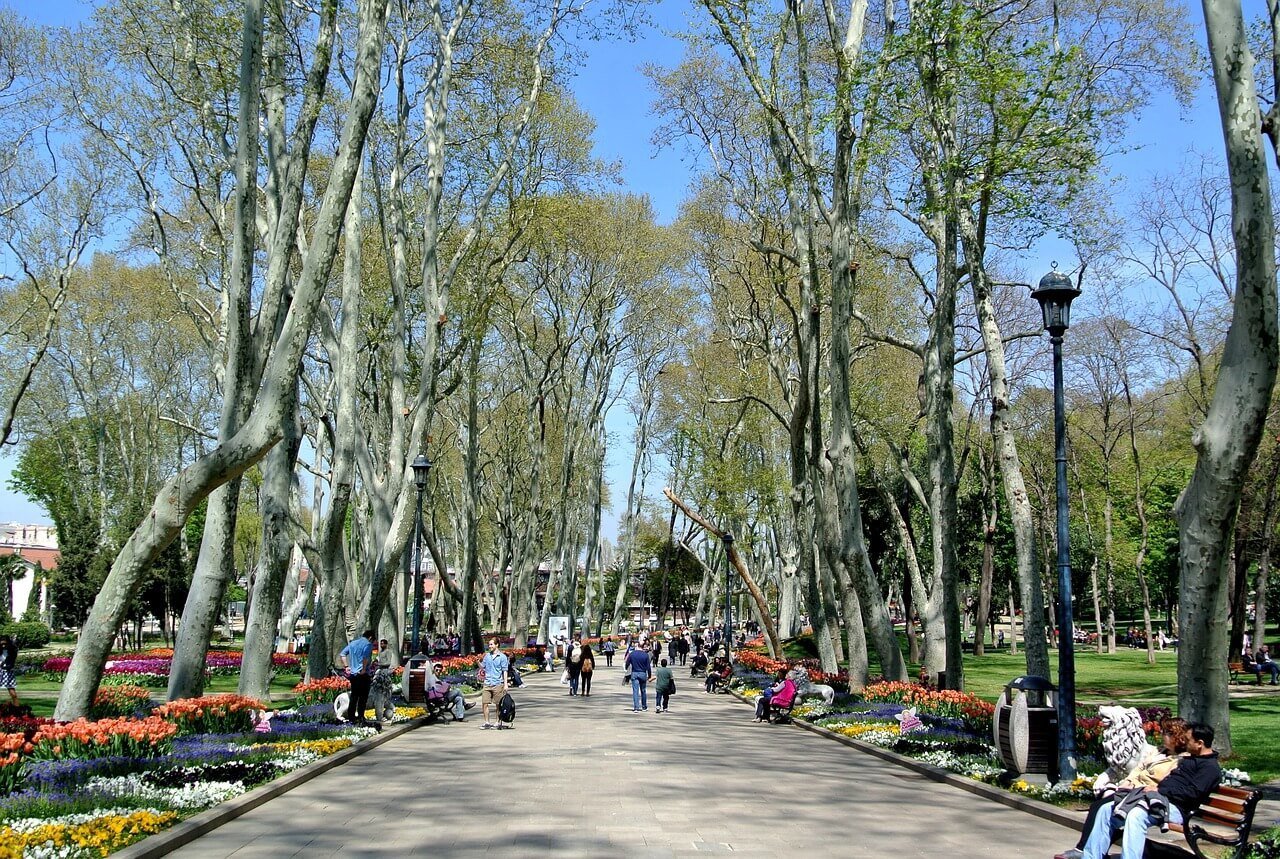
left=498, top=692, right=516, bottom=724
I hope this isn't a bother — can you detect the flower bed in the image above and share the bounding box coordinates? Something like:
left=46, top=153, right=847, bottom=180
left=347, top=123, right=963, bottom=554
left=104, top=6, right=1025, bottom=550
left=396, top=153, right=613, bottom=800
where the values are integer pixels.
left=728, top=652, right=1109, bottom=804
left=0, top=692, right=399, bottom=855
left=42, top=650, right=303, bottom=686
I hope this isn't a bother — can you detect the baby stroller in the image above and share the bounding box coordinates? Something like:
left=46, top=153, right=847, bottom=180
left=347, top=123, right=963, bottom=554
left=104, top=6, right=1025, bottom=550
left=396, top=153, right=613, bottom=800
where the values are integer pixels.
left=690, top=652, right=708, bottom=678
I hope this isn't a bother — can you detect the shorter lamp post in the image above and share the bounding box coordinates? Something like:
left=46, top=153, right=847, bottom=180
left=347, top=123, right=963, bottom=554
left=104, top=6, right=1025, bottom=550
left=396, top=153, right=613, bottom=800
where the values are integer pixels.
left=1031, top=266, right=1081, bottom=782
left=722, top=532, right=734, bottom=661
left=410, top=454, right=432, bottom=656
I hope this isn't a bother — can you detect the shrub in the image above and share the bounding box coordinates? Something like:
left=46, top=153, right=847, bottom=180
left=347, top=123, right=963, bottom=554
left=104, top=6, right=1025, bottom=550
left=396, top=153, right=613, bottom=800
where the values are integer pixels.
left=0, top=621, right=51, bottom=649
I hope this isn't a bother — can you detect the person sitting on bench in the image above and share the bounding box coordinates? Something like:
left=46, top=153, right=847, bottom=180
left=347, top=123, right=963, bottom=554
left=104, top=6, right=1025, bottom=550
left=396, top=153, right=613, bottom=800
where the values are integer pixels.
left=690, top=652, right=708, bottom=677
left=407, top=661, right=469, bottom=721
left=1256, top=646, right=1280, bottom=686
left=752, top=670, right=797, bottom=723
left=704, top=656, right=731, bottom=693
left=1056, top=718, right=1189, bottom=859
left=1073, top=722, right=1221, bottom=859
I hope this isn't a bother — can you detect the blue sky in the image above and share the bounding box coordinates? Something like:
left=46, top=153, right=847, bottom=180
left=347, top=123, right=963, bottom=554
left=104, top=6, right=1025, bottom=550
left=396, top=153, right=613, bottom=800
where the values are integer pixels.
left=0, top=0, right=1230, bottom=537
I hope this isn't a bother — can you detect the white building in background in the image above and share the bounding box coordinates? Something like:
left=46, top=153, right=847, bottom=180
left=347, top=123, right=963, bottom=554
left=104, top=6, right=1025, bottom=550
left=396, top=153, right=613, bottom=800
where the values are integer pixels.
left=0, top=522, right=58, bottom=620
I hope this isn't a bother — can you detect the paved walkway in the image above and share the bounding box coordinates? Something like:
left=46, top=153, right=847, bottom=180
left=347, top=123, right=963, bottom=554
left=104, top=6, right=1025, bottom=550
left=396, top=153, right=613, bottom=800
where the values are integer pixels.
left=169, top=663, right=1077, bottom=858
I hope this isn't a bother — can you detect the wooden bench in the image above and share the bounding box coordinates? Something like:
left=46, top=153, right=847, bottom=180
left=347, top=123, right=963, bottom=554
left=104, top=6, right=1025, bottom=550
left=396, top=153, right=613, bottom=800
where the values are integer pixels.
left=767, top=697, right=796, bottom=724
left=1229, top=661, right=1262, bottom=684
left=1165, top=785, right=1262, bottom=859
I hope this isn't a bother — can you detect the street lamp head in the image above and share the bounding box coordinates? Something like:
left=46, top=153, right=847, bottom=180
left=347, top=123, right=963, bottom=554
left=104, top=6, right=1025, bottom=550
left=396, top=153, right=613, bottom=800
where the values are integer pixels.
left=411, top=454, right=432, bottom=489
left=1031, top=266, right=1081, bottom=335
left=721, top=532, right=735, bottom=546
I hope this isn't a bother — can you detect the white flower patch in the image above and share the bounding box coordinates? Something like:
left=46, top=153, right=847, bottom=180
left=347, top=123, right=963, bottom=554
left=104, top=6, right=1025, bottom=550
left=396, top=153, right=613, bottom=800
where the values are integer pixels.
left=915, top=750, right=1006, bottom=780
left=851, top=729, right=901, bottom=746
left=4, top=807, right=168, bottom=834
left=84, top=776, right=247, bottom=809
left=25, top=844, right=90, bottom=859
left=270, top=748, right=321, bottom=770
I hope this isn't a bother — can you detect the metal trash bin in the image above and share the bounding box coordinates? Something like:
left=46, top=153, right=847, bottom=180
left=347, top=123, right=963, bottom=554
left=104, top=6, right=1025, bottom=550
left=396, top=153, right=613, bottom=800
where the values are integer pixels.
left=993, top=675, right=1058, bottom=781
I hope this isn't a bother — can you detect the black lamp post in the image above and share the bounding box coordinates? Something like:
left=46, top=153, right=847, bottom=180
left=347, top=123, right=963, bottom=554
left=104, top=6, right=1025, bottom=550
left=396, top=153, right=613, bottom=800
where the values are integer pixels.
left=1031, top=266, right=1081, bottom=783
left=410, top=454, right=432, bottom=656
left=722, top=532, right=735, bottom=661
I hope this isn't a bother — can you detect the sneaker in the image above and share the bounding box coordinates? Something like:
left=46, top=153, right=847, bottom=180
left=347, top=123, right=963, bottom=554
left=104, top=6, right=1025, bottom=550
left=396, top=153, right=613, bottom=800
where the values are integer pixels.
left=481, top=723, right=494, bottom=729
left=1054, top=849, right=1084, bottom=859
left=497, top=723, right=512, bottom=730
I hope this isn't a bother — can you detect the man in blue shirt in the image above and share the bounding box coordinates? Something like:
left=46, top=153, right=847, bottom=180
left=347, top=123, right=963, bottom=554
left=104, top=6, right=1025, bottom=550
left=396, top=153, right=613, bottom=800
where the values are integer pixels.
left=625, top=642, right=653, bottom=712
left=479, top=638, right=510, bottom=729
left=340, top=629, right=376, bottom=727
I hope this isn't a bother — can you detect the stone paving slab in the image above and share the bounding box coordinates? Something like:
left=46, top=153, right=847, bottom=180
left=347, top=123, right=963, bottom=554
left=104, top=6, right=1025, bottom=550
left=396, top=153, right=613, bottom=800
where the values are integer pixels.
left=164, top=665, right=1082, bottom=858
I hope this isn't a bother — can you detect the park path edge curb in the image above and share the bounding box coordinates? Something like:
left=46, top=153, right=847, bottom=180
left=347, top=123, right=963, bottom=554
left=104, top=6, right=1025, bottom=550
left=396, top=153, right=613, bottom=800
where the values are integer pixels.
left=725, top=687, right=1084, bottom=831
left=112, top=715, right=431, bottom=859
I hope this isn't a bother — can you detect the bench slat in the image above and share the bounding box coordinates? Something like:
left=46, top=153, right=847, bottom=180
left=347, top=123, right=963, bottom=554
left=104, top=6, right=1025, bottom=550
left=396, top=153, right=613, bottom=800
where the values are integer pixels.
left=1214, top=785, right=1254, bottom=800
left=1195, top=809, right=1246, bottom=827
left=1202, top=795, right=1246, bottom=813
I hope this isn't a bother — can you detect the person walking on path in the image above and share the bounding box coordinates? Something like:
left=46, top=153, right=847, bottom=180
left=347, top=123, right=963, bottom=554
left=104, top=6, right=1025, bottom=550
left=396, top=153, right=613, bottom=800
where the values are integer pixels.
left=566, top=638, right=585, bottom=696
left=0, top=634, right=19, bottom=707
left=579, top=643, right=595, bottom=697
left=601, top=637, right=616, bottom=667
left=654, top=658, right=675, bottom=713
left=340, top=629, right=378, bottom=728
left=479, top=638, right=511, bottom=729
left=625, top=641, right=653, bottom=712
left=676, top=634, right=689, bottom=666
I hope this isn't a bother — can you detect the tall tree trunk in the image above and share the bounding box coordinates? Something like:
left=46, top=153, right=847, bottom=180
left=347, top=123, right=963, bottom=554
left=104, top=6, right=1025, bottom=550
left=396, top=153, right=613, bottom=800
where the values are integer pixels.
left=1177, top=0, right=1280, bottom=755
left=239, top=381, right=302, bottom=698
left=610, top=390, right=654, bottom=632
left=1103, top=487, right=1118, bottom=653
left=459, top=337, right=483, bottom=654
left=962, top=226, right=1050, bottom=678
left=1253, top=435, right=1280, bottom=649
left=1229, top=508, right=1252, bottom=661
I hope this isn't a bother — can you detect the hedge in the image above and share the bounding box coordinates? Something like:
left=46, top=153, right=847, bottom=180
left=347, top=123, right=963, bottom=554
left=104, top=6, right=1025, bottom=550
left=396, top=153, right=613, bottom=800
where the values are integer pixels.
left=0, top=621, right=53, bottom=649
